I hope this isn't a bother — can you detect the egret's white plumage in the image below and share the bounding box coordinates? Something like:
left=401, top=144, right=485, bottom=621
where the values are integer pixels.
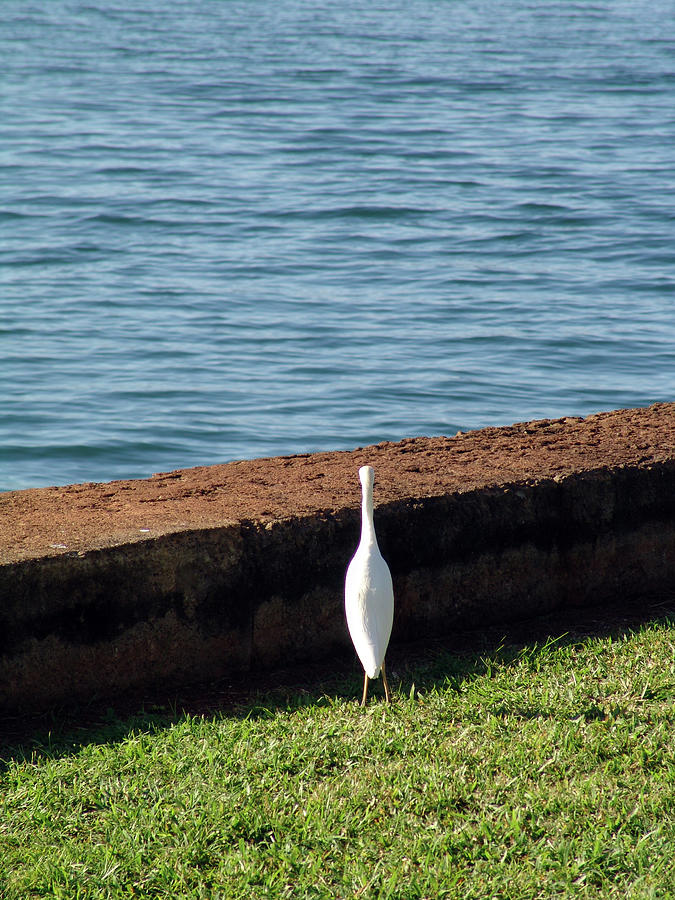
left=345, top=465, right=394, bottom=704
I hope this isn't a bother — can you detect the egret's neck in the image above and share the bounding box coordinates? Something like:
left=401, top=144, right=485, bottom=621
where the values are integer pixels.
left=360, top=480, right=378, bottom=547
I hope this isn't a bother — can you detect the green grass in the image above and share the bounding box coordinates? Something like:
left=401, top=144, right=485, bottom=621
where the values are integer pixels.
left=1, top=615, right=674, bottom=899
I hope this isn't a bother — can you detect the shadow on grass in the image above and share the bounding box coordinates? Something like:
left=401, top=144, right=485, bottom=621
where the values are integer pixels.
left=1, top=594, right=673, bottom=769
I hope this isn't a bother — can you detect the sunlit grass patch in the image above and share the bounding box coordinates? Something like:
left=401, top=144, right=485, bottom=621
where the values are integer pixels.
left=1, top=617, right=674, bottom=898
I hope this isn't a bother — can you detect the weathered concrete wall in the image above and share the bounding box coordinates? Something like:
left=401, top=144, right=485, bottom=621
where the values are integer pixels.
left=2, top=404, right=675, bottom=712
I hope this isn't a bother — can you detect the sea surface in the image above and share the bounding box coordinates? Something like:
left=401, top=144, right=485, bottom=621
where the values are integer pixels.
left=2, top=0, right=675, bottom=492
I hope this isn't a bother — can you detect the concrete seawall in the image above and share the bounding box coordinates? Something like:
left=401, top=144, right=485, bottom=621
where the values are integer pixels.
left=2, top=403, right=675, bottom=713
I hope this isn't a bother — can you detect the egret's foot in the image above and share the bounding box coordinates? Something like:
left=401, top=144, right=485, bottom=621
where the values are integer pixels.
left=382, top=660, right=391, bottom=704
left=361, top=672, right=369, bottom=706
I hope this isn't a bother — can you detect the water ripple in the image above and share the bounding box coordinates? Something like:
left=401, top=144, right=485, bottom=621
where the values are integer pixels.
left=1, top=0, right=674, bottom=490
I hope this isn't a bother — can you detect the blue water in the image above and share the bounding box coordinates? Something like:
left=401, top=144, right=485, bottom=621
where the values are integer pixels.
left=2, top=1, right=675, bottom=492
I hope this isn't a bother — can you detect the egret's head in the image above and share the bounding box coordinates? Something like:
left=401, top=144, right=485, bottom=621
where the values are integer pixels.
left=358, top=465, right=374, bottom=490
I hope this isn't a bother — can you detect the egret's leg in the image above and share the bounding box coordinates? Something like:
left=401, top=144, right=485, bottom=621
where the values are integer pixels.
left=361, top=672, right=369, bottom=706
left=382, top=660, right=391, bottom=704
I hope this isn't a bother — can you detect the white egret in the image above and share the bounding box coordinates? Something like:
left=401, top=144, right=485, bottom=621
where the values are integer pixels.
left=345, top=465, right=394, bottom=705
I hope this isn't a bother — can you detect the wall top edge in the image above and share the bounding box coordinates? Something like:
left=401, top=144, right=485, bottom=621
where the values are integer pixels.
left=2, top=403, right=674, bottom=566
